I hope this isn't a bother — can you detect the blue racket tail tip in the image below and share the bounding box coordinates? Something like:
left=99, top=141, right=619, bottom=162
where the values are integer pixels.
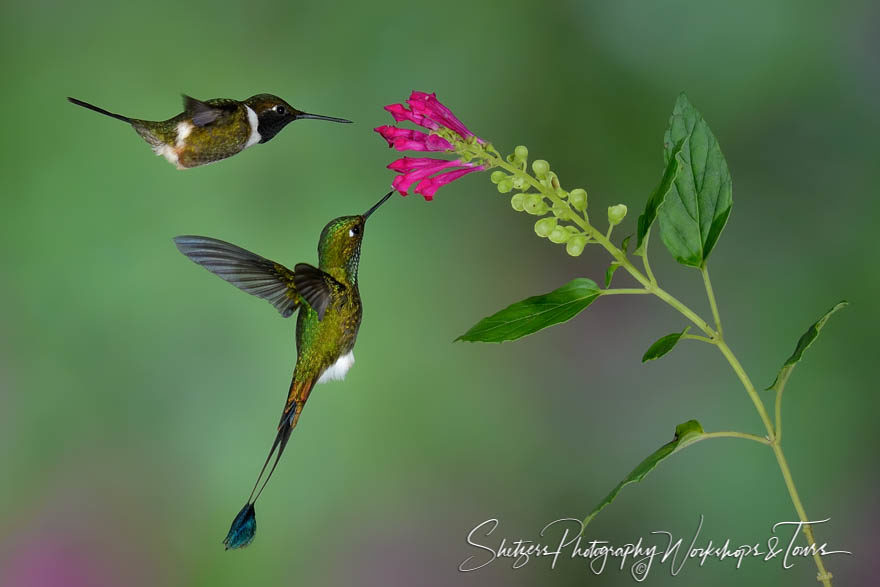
left=223, top=502, right=256, bottom=550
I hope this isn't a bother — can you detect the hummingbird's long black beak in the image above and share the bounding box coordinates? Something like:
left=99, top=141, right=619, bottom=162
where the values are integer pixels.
left=363, top=190, right=395, bottom=220
left=294, top=112, right=352, bottom=124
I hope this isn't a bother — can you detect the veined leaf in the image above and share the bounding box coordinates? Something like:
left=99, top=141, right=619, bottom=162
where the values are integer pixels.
left=656, top=94, right=733, bottom=267
left=642, top=327, right=690, bottom=362
left=456, top=278, right=601, bottom=343
left=636, top=139, right=684, bottom=253
left=583, top=420, right=704, bottom=528
left=767, top=301, right=848, bottom=391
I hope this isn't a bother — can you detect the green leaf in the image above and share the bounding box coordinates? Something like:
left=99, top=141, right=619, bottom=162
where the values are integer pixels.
left=604, top=263, right=620, bottom=288
left=636, top=140, right=683, bottom=252
left=583, top=420, right=704, bottom=528
left=456, top=278, right=601, bottom=343
left=655, top=94, right=733, bottom=267
left=604, top=236, right=631, bottom=287
left=642, top=327, right=690, bottom=362
left=767, top=301, right=848, bottom=391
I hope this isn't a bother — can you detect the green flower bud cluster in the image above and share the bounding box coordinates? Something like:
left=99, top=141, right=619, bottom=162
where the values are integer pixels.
left=490, top=170, right=515, bottom=193
left=510, top=192, right=549, bottom=215
left=491, top=146, right=592, bottom=257
left=533, top=216, right=582, bottom=243
left=504, top=145, right=530, bottom=171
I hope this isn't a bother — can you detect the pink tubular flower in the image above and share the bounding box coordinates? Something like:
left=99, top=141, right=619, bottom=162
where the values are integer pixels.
left=375, top=91, right=486, bottom=200
left=413, top=166, right=484, bottom=200
left=386, top=157, right=485, bottom=200
left=384, top=103, right=440, bottom=130
left=406, top=91, right=476, bottom=141
left=374, top=125, right=453, bottom=152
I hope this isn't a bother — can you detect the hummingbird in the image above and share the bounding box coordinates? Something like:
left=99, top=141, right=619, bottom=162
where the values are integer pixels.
left=67, top=94, right=351, bottom=169
left=173, top=190, right=394, bottom=549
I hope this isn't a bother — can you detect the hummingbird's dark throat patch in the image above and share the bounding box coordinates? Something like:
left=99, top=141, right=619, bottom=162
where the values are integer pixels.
left=256, top=111, right=296, bottom=144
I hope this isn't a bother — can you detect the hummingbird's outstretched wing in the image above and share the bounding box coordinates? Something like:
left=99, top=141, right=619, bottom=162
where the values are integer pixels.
left=181, top=95, right=235, bottom=127
left=174, top=236, right=300, bottom=317
left=292, top=263, right=345, bottom=321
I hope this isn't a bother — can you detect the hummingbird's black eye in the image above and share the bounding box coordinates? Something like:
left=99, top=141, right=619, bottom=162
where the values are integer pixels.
left=349, top=225, right=361, bottom=237
left=274, top=105, right=286, bottom=115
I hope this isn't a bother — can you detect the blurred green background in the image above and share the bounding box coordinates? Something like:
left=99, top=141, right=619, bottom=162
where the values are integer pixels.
left=1, top=1, right=876, bottom=585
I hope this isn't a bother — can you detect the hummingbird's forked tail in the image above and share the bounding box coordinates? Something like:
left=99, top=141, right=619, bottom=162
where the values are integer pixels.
left=223, top=378, right=314, bottom=550
left=222, top=415, right=295, bottom=550
left=67, top=97, right=132, bottom=124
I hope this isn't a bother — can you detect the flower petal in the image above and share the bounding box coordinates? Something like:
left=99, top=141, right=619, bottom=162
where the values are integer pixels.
left=375, top=125, right=453, bottom=152
left=391, top=159, right=463, bottom=195
left=391, top=136, right=452, bottom=152
left=388, top=156, right=456, bottom=173
left=413, top=165, right=485, bottom=201
left=407, top=91, right=474, bottom=140
left=384, top=103, right=439, bottom=130
left=374, top=125, right=415, bottom=147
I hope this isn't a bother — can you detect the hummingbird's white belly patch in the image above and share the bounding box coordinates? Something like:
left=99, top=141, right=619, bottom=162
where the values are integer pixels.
left=151, top=120, right=193, bottom=169
left=244, top=106, right=261, bottom=148
left=317, top=351, right=354, bottom=384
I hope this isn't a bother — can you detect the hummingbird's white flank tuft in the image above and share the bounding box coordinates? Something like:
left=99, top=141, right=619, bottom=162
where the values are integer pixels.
left=150, top=121, right=193, bottom=169
left=153, top=143, right=182, bottom=169
left=244, top=105, right=261, bottom=148
left=317, top=351, right=355, bottom=384
left=175, top=121, right=193, bottom=147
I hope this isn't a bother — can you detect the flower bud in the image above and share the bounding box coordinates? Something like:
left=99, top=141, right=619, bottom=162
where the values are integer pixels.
left=551, top=203, right=569, bottom=219
left=524, top=194, right=548, bottom=215
left=534, top=217, right=557, bottom=238
left=570, top=188, right=587, bottom=212
left=514, top=145, right=529, bottom=162
left=510, top=193, right=526, bottom=212
left=566, top=235, right=587, bottom=257
left=549, top=226, right=570, bottom=243
left=512, top=175, right=526, bottom=190
left=490, top=170, right=507, bottom=184
left=608, top=204, right=628, bottom=226
left=497, top=179, right=513, bottom=193
left=532, top=159, right=550, bottom=178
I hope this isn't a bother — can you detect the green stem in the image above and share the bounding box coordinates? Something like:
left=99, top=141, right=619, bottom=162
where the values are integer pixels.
left=641, top=242, right=658, bottom=285
left=706, top=292, right=832, bottom=587
left=682, top=333, right=714, bottom=343
left=601, top=288, right=651, bottom=295
left=484, top=151, right=832, bottom=585
left=491, top=155, right=717, bottom=339
left=701, top=265, right=723, bottom=336
left=771, top=443, right=834, bottom=586
left=773, top=365, right=794, bottom=443
left=695, top=430, right=771, bottom=445
left=715, top=340, right=776, bottom=435
left=775, top=383, right=785, bottom=443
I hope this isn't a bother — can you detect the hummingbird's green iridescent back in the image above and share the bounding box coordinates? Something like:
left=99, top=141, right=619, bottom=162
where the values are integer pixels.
left=132, top=98, right=252, bottom=168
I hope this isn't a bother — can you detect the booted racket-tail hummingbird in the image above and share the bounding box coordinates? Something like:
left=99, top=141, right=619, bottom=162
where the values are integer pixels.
left=67, top=93, right=351, bottom=169
left=173, top=190, right=393, bottom=549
